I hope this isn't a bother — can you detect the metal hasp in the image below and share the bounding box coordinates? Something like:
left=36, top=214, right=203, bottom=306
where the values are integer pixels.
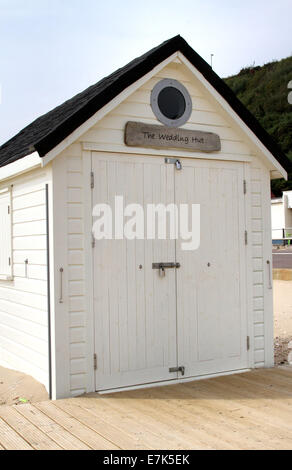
left=165, top=157, right=182, bottom=170
left=152, top=262, right=181, bottom=269
left=152, top=262, right=181, bottom=278
left=169, top=366, right=185, bottom=376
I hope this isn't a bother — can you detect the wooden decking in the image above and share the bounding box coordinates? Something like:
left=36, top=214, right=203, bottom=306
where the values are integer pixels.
left=1, top=367, right=292, bottom=450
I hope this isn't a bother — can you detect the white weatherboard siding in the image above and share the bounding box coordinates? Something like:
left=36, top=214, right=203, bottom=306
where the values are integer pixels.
left=0, top=168, right=51, bottom=390
left=250, top=159, right=273, bottom=367
left=66, top=149, right=87, bottom=395
left=51, top=58, right=274, bottom=397
left=51, top=145, right=88, bottom=397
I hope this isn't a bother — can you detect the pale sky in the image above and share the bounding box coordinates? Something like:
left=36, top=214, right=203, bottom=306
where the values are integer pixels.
left=0, top=0, right=291, bottom=145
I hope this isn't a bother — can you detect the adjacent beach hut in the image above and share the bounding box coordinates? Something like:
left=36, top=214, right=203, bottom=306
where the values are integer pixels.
left=0, top=36, right=290, bottom=399
left=271, top=190, right=292, bottom=242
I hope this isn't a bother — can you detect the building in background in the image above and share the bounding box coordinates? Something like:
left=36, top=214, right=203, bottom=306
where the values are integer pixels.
left=271, top=191, right=292, bottom=244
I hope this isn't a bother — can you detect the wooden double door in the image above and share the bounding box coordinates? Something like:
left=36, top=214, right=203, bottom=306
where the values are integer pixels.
left=92, top=152, right=249, bottom=391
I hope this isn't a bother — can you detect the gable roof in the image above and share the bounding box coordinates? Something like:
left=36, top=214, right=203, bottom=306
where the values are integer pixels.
left=0, top=35, right=291, bottom=173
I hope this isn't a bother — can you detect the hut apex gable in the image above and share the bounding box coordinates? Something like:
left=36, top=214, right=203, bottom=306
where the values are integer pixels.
left=79, top=60, right=249, bottom=150
left=0, top=36, right=290, bottom=177
left=75, top=59, right=283, bottom=177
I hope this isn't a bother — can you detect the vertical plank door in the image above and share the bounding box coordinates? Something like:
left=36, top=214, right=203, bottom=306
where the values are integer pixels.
left=92, top=152, right=178, bottom=390
left=175, top=159, right=249, bottom=378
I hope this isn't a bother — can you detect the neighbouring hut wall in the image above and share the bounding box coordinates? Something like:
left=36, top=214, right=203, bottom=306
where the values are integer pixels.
left=0, top=167, right=51, bottom=390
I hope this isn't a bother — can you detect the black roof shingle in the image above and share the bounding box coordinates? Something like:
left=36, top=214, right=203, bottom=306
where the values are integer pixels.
left=0, top=35, right=290, bottom=173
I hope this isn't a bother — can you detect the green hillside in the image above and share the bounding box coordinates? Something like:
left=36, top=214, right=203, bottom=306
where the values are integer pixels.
left=224, top=56, right=292, bottom=196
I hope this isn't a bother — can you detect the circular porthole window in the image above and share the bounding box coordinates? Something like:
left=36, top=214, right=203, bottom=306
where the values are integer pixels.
left=151, top=79, right=192, bottom=127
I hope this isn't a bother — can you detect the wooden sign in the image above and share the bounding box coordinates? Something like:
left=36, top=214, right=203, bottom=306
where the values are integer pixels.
left=125, top=121, right=221, bottom=153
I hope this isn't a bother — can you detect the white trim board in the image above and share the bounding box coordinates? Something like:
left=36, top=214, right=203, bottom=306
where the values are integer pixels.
left=97, top=369, right=251, bottom=395
left=83, top=142, right=253, bottom=163
left=82, top=150, right=95, bottom=394
left=0, top=152, right=42, bottom=182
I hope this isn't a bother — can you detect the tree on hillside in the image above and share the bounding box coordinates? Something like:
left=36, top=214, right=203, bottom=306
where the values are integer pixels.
left=224, top=56, right=292, bottom=196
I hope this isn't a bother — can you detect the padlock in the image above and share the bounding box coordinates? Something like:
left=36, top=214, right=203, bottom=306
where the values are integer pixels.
left=159, top=266, right=166, bottom=278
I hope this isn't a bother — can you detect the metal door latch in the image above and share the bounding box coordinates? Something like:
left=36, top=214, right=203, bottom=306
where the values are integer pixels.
left=165, top=158, right=182, bottom=170
left=152, top=262, right=181, bottom=278
left=59, top=267, right=64, bottom=304
left=169, top=366, right=185, bottom=376
left=152, top=262, right=181, bottom=269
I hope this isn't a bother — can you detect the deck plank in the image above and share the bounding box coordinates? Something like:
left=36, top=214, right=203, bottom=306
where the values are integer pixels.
left=54, top=399, right=149, bottom=450
left=0, top=415, right=33, bottom=450
left=99, top=386, right=272, bottom=450
left=240, top=369, right=292, bottom=391
left=72, top=396, right=195, bottom=450
left=1, top=368, right=292, bottom=450
left=16, top=404, right=91, bottom=450
left=167, top=381, right=292, bottom=449
left=34, top=401, right=119, bottom=450
left=89, top=395, right=230, bottom=450
left=0, top=406, right=62, bottom=450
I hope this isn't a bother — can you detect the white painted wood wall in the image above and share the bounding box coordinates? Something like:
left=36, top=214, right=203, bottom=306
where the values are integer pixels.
left=50, top=59, right=274, bottom=397
left=250, top=161, right=273, bottom=367
left=0, top=168, right=51, bottom=390
left=0, top=57, right=274, bottom=397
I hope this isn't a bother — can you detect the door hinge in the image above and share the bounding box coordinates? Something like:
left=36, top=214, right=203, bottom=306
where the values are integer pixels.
left=245, top=230, right=248, bottom=245
left=243, top=180, right=247, bottom=194
left=247, top=336, right=250, bottom=351
left=94, top=354, right=97, bottom=370
left=8, top=205, right=10, bottom=215
left=92, top=232, right=96, bottom=249
left=169, top=366, right=185, bottom=376
left=90, top=171, right=94, bottom=189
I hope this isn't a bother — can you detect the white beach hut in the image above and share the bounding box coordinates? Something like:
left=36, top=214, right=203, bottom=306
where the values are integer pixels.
left=0, top=36, right=290, bottom=399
